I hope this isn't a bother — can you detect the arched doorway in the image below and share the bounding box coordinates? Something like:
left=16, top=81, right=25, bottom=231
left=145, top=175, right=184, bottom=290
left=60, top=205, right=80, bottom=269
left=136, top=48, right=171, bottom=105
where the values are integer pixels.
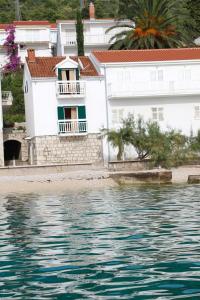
left=4, top=140, right=22, bottom=163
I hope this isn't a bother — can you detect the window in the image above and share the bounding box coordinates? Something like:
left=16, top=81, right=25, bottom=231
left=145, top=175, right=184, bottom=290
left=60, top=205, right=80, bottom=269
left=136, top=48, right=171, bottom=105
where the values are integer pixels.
left=112, top=108, right=124, bottom=125
left=150, top=69, right=164, bottom=81
left=58, top=68, right=79, bottom=81
left=194, top=106, right=200, bottom=120
left=24, top=81, right=28, bottom=93
left=152, top=107, right=164, bottom=121
left=184, top=69, right=191, bottom=80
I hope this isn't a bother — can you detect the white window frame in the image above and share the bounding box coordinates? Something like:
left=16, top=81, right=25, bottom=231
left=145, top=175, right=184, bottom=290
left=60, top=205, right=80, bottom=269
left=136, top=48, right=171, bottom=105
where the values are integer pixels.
left=150, top=69, right=164, bottom=81
left=194, top=106, right=200, bottom=120
left=112, top=108, right=124, bottom=126
left=151, top=107, right=164, bottom=121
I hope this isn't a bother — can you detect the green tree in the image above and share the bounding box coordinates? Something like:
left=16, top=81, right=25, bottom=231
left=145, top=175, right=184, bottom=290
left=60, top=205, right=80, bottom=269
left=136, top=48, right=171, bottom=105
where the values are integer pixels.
left=76, top=10, right=84, bottom=56
left=102, top=126, right=132, bottom=160
left=1, top=70, right=25, bottom=125
left=108, top=0, right=193, bottom=50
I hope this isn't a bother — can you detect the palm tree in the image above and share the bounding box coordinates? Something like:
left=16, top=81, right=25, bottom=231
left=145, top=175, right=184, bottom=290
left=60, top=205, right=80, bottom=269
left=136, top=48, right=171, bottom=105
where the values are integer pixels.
left=102, top=127, right=131, bottom=160
left=107, top=0, right=192, bottom=49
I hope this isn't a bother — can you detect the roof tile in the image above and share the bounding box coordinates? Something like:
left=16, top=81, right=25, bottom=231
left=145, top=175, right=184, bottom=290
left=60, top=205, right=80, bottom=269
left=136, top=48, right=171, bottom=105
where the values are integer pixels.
left=93, top=48, right=200, bottom=63
left=27, top=56, right=99, bottom=78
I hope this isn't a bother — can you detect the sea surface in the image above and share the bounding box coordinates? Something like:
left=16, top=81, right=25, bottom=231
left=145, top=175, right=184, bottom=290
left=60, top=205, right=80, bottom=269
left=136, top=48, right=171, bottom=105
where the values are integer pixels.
left=0, top=185, right=200, bottom=299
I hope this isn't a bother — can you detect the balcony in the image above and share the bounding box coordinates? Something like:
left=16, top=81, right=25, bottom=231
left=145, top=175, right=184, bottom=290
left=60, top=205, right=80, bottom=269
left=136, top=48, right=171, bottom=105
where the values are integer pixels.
left=58, top=119, right=87, bottom=135
left=57, top=81, right=86, bottom=98
left=15, top=30, right=50, bottom=43
left=64, top=33, right=113, bottom=46
left=108, top=80, right=200, bottom=99
left=2, top=91, right=13, bottom=106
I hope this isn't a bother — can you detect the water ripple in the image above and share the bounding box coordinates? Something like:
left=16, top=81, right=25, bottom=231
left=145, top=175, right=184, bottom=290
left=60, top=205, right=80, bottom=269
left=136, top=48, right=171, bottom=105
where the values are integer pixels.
left=0, top=185, right=200, bottom=299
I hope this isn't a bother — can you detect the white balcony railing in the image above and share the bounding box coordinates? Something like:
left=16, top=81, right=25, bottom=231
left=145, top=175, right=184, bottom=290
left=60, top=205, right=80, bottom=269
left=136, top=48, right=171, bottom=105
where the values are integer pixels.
left=57, top=81, right=85, bottom=97
left=58, top=119, right=87, bottom=135
left=1, top=91, right=13, bottom=106
left=15, top=30, right=50, bottom=43
left=108, top=80, right=200, bottom=99
left=64, top=33, right=113, bottom=46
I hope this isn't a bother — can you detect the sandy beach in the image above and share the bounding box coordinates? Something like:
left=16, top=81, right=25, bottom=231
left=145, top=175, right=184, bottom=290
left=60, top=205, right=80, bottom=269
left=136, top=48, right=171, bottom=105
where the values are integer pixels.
left=0, top=166, right=200, bottom=194
left=0, top=170, right=118, bottom=194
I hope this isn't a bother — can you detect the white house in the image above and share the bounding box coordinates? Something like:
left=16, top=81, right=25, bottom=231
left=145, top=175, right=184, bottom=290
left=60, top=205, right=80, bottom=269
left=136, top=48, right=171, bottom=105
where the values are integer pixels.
left=23, top=49, right=106, bottom=165
left=0, top=21, right=57, bottom=67
left=57, top=2, right=131, bottom=57
left=24, top=48, right=200, bottom=164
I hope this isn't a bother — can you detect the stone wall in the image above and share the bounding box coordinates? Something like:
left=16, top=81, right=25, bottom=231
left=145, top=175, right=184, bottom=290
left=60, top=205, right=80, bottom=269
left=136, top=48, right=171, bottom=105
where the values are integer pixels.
left=31, top=134, right=103, bottom=165
left=0, top=131, right=4, bottom=166
left=3, top=129, right=29, bottom=163
left=108, top=159, right=151, bottom=172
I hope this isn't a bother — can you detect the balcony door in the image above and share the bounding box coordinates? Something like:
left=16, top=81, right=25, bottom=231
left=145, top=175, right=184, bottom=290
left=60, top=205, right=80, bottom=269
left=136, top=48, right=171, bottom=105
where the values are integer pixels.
left=61, top=69, right=75, bottom=81
left=64, top=107, right=77, bottom=120
left=58, top=68, right=79, bottom=81
left=58, top=106, right=87, bottom=134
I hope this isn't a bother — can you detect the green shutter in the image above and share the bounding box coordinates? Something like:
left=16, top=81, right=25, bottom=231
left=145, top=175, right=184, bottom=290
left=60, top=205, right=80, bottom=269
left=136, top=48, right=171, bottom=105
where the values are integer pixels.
left=57, top=107, right=64, bottom=120
left=78, top=106, right=86, bottom=119
left=58, top=68, right=62, bottom=80
left=76, top=68, right=79, bottom=80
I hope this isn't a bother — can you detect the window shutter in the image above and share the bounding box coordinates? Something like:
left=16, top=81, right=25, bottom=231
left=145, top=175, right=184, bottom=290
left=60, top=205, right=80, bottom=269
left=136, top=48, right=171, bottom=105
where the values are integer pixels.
left=78, top=106, right=86, bottom=119
left=76, top=68, right=79, bottom=80
left=58, top=68, right=62, bottom=80
left=57, top=107, right=64, bottom=120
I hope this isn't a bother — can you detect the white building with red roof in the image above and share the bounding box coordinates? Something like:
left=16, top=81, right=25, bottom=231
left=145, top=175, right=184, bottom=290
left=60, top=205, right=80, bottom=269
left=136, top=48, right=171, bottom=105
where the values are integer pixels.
left=0, top=21, right=57, bottom=67
left=57, top=2, right=131, bottom=57
left=23, top=49, right=106, bottom=165
left=24, top=48, right=200, bottom=164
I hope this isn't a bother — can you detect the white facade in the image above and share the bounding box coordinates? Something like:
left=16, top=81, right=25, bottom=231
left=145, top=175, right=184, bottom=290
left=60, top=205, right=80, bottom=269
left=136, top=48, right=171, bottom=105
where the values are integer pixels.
left=24, top=49, right=200, bottom=162
left=57, top=19, right=131, bottom=56
left=0, top=22, right=57, bottom=67
left=24, top=56, right=106, bottom=139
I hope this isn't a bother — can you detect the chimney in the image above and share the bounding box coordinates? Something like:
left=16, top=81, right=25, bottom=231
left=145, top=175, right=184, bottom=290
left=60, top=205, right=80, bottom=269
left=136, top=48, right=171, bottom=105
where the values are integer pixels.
left=89, top=1, right=95, bottom=20
left=27, top=49, right=36, bottom=62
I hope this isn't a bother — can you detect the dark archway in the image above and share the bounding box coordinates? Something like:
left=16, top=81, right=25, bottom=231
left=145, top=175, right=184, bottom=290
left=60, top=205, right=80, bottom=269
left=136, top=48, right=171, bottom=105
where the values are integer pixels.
left=4, top=140, right=22, bottom=161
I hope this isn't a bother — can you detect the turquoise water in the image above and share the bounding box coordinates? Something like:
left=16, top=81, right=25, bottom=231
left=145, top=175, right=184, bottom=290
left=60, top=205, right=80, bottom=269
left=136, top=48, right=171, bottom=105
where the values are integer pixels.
left=1, top=186, right=200, bottom=299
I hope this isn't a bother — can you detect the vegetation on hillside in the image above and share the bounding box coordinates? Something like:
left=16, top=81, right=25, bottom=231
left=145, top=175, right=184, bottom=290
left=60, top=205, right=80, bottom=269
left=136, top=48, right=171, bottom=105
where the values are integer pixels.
left=0, top=0, right=119, bottom=23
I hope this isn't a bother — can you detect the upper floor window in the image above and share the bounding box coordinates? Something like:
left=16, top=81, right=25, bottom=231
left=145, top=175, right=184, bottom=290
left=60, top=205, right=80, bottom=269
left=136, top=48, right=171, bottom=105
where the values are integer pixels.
left=58, top=68, right=79, bottom=81
left=150, top=70, right=163, bottom=81
left=24, top=81, right=28, bottom=94
left=152, top=107, right=164, bottom=121
left=184, top=69, right=191, bottom=80
left=194, top=106, right=200, bottom=120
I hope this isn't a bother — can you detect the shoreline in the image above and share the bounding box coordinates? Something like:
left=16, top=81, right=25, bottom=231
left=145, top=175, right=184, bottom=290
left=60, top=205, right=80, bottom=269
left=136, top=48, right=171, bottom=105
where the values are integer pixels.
left=0, top=166, right=200, bottom=194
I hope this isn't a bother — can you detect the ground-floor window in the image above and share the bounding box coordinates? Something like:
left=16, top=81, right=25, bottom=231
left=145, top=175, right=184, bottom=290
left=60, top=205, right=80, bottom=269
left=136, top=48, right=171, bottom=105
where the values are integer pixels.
left=194, top=106, right=200, bottom=120
left=151, top=107, right=164, bottom=122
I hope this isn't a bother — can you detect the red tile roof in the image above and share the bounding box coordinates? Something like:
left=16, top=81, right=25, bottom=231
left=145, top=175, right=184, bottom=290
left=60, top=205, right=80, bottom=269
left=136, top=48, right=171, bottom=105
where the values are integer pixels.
left=27, top=56, right=99, bottom=78
left=13, top=21, right=50, bottom=26
left=50, top=23, right=57, bottom=29
left=0, top=24, right=9, bottom=30
left=27, top=57, right=64, bottom=77
left=71, top=56, right=99, bottom=76
left=92, top=48, right=200, bottom=63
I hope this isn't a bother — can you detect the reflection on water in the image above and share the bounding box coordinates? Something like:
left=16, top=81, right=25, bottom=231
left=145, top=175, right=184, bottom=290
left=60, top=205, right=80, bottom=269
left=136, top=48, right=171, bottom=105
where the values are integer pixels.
left=0, top=186, right=200, bottom=299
